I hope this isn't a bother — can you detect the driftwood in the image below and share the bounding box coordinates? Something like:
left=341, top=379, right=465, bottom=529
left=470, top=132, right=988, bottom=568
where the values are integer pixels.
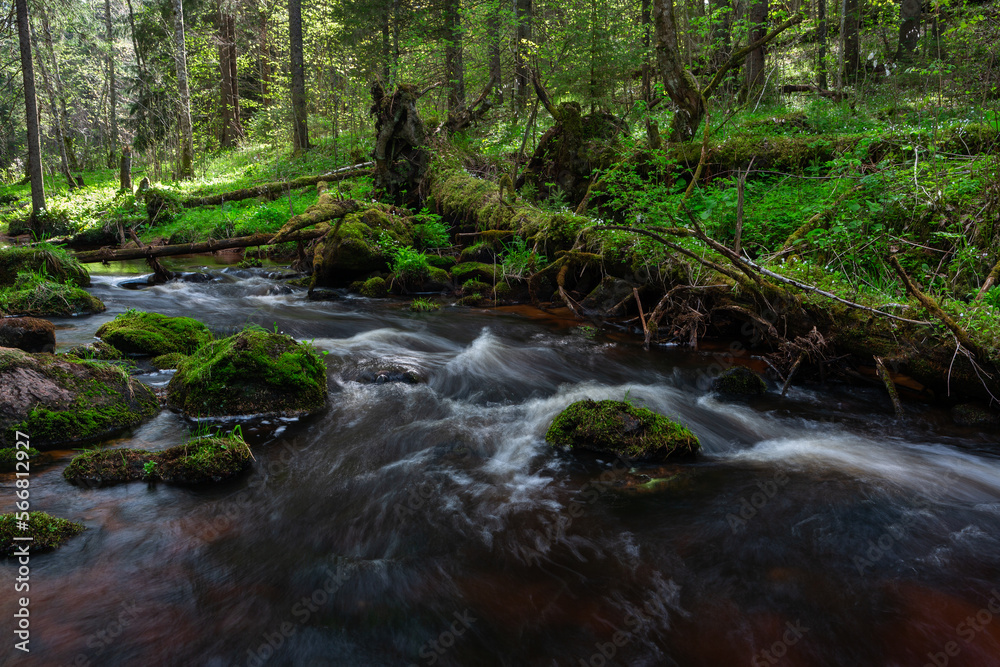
left=875, top=355, right=904, bottom=417
left=177, top=163, right=372, bottom=208
left=73, top=228, right=329, bottom=264
left=975, top=258, right=1000, bottom=301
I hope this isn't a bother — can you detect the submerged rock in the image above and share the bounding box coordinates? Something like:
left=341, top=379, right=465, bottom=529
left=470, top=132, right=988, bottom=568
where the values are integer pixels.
left=339, top=358, right=423, bottom=384
left=167, top=327, right=328, bottom=417
left=712, top=366, right=768, bottom=396
left=96, top=309, right=213, bottom=356
left=1, top=512, right=84, bottom=556
left=545, top=399, right=700, bottom=461
left=0, top=317, right=55, bottom=352
left=63, top=434, right=252, bottom=487
left=0, top=347, right=159, bottom=448
left=951, top=403, right=1000, bottom=428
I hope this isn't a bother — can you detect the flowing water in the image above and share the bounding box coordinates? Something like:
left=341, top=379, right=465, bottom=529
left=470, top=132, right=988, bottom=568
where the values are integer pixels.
left=4, top=260, right=1000, bottom=667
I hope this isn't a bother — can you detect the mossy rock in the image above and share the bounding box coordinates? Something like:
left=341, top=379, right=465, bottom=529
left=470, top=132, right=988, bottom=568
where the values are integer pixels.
left=462, top=279, right=491, bottom=294
left=712, top=366, right=768, bottom=396
left=0, top=446, right=39, bottom=473
left=0, top=278, right=105, bottom=318
left=167, top=327, right=328, bottom=418
left=456, top=293, right=489, bottom=307
left=452, top=262, right=500, bottom=285
left=96, top=310, right=213, bottom=356
left=0, top=348, right=159, bottom=448
left=66, top=340, right=124, bottom=361
left=63, top=435, right=252, bottom=487
left=426, top=266, right=451, bottom=288
left=151, top=352, right=187, bottom=370
left=951, top=403, right=1000, bottom=428
left=1, top=512, right=84, bottom=556
left=313, top=208, right=413, bottom=285
left=360, top=277, right=388, bottom=298
left=545, top=399, right=700, bottom=462
left=459, top=243, right=496, bottom=264
left=0, top=246, right=91, bottom=287
left=426, top=255, right=456, bottom=270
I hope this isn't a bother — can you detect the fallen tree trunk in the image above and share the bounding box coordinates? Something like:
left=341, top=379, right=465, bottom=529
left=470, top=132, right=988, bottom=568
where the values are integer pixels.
left=177, top=163, right=372, bottom=208
left=73, top=228, right=330, bottom=263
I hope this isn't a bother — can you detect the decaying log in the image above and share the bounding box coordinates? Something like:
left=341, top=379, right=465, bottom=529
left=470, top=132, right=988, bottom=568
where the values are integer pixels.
left=875, top=355, right=904, bottom=417
left=270, top=182, right=360, bottom=243
left=177, top=163, right=372, bottom=208
left=371, top=83, right=429, bottom=206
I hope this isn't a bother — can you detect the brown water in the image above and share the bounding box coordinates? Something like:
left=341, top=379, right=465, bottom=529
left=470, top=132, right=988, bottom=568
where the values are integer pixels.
left=3, top=261, right=1000, bottom=667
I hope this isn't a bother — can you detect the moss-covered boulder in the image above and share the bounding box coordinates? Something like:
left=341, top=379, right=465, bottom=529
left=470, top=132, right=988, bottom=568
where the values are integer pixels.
left=96, top=310, right=213, bottom=356
left=167, top=327, right=327, bottom=417
left=712, top=366, right=768, bottom=396
left=0, top=348, right=159, bottom=448
left=0, top=446, right=39, bottom=472
left=360, top=276, right=388, bottom=298
left=0, top=316, right=55, bottom=352
left=951, top=403, right=1000, bottom=428
left=313, top=209, right=413, bottom=285
left=0, top=275, right=105, bottom=318
left=1, top=512, right=84, bottom=556
left=0, top=246, right=90, bottom=287
left=151, top=352, right=187, bottom=370
left=452, top=262, right=500, bottom=285
left=64, top=434, right=252, bottom=487
left=545, top=399, right=700, bottom=461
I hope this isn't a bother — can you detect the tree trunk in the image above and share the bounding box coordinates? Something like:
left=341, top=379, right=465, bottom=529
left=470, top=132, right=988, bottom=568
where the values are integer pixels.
left=218, top=3, right=243, bottom=147
left=31, top=22, right=75, bottom=190
left=895, top=0, right=921, bottom=62
left=488, top=0, right=503, bottom=103
left=170, top=0, right=194, bottom=179
left=744, top=0, right=768, bottom=95
left=289, top=0, right=310, bottom=152
left=843, top=0, right=860, bottom=80
left=16, top=0, right=46, bottom=220
left=444, top=0, right=465, bottom=113
left=119, top=146, right=132, bottom=192
left=817, top=0, right=827, bottom=89
left=514, top=0, right=532, bottom=111
left=105, top=0, right=118, bottom=169
left=653, top=0, right=704, bottom=141
left=259, top=9, right=271, bottom=105
left=38, top=6, right=79, bottom=176
left=709, top=0, right=731, bottom=72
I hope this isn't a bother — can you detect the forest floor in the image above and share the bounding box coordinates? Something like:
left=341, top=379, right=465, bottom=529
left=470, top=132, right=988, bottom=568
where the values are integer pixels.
left=1, top=85, right=999, bottom=416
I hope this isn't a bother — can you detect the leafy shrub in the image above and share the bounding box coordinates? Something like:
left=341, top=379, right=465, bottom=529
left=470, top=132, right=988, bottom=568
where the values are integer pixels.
left=390, top=246, right=430, bottom=282
left=412, top=209, right=450, bottom=249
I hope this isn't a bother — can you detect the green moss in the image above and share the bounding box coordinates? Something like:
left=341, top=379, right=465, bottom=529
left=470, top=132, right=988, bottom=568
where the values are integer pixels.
left=0, top=447, right=39, bottom=473
left=0, top=512, right=84, bottom=556
left=167, top=326, right=328, bottom=417
left=452, top=262, right=500, bottom=285
left=96, top=309, right=213, bottom=356
left=462, top=278, right=490, bottom=293
left=65, top=340, right=124, bottom=361
left=410, top=298, right=440, bottom=312
left=151, top=352, right=187, bottom=370
left=360, top=276, right=388, bottom=298
left=456, top=293, right=488, bottom=307
left=427, top=266, right=451, bottom=284
left=0, top=277, right=105, bottom=317
left=63, top=434, right=252, bottom=487
left=712, top=367, right=768, bottom=396
left=1, top=351, right=159, bottom=448
left=426, top=255, right=456, bottom=270
left=545, top=399, right=700, bottom=461
left=0, top=246, right=90, bottom=287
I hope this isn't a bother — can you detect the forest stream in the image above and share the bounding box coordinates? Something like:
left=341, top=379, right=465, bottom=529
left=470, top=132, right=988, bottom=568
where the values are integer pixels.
left=4, top=258, right=1000, bottom=667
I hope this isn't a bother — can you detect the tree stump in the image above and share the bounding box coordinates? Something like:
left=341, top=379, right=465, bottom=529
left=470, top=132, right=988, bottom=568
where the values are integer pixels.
left=370, top=83, right=429, bottom=207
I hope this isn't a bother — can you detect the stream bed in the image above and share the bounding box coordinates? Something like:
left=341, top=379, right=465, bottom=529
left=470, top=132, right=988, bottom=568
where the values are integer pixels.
left=3, top=260, right=1000, bottom=666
